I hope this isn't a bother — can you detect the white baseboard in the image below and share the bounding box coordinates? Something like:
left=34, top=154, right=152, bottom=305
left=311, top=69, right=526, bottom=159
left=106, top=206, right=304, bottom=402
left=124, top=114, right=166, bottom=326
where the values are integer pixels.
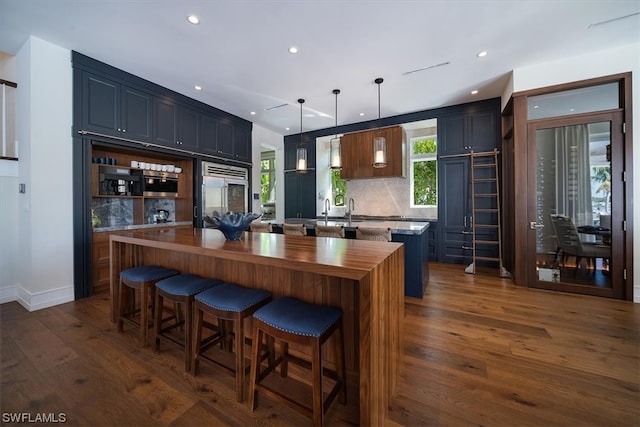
left=13, top=285, right=74, bottom=311
left=0, top=285, right=18, bottom=304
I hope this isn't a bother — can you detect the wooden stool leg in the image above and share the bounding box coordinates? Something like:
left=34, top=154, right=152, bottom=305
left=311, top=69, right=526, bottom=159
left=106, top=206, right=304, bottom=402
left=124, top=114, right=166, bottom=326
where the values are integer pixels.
left=192, top=305, right=204, bottom=376
left=280, top=341, right=289, bottom=378
left=184, top=298, right=193, bottom=372
left=311, top=340, right=323, bottom=427
left=334, top=324, right=346, bottom=404
left=153, top=290, right=163, bottom=352
left=139, top=285, right=149, bottom=347
left=117, top=279, right=125, bottom=333
left=235, top=313, right=244, bottom=402
left=248, top=326, right=263, bottom=411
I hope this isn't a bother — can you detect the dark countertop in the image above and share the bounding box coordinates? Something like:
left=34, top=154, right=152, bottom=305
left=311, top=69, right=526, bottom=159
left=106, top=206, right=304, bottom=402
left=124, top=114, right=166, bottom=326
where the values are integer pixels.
left=93, top=220, right=193, bottom=233
left=263, top=217, right=431, bottom=235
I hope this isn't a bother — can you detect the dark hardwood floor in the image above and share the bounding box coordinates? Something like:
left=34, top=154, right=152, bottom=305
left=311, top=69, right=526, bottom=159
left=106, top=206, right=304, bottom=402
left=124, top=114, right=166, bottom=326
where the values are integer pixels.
left=1, top=263, right=638, bottom=426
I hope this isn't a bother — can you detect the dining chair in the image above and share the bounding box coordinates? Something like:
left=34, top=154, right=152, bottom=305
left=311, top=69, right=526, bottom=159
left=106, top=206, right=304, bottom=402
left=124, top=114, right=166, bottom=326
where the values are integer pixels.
left=549, top=214, right=610, bottom=270
left=355, top=227, right=392, bottom=242
left=282, top=223, right=306, bottom=236
left=315, top=225, right=345, bottom=238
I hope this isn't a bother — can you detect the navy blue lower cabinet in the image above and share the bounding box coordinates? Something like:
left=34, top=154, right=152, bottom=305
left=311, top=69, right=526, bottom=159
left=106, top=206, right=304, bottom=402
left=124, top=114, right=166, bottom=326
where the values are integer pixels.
left=391, top=231, right=429, bottom=298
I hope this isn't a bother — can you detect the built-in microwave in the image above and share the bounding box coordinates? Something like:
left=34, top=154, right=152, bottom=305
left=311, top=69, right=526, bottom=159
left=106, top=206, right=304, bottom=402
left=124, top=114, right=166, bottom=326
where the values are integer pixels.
left=143, top=171, right=179, bottom=197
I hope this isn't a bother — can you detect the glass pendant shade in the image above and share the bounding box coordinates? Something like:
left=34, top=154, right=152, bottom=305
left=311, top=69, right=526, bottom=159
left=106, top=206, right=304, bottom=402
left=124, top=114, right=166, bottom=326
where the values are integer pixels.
left=296, top=98, right=308, bottom=173
left=296, top=146, right=307, bottom=173
left=372, top=78, right=387, bottom=168
left=373, top=134, right=387, bottom=168
left=330, top=136, right=342, bottom=169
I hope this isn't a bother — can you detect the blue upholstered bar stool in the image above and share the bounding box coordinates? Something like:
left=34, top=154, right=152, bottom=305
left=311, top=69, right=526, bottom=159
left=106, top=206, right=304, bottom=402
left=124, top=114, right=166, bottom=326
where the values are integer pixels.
left=153, top=274, right=222, bottom=372
left=248, top=297, right=346, bottom=427
left=192, top=283, right=271, bottom=402
left=117, top=265, right=179, bottom=347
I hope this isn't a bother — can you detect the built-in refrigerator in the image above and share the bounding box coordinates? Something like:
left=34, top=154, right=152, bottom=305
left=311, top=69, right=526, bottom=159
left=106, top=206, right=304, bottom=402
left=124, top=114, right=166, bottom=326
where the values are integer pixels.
left=201, top=161, right=249, bottom=226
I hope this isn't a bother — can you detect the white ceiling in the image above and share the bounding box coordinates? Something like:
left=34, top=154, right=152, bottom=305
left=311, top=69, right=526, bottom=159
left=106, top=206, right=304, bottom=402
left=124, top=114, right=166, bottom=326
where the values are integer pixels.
left=1, top=1, right=638, bottom=136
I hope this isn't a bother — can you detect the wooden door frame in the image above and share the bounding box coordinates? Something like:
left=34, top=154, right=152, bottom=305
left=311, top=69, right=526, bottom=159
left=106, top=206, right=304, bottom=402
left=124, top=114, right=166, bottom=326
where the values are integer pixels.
left=508, top=72, right=633, bottom=300
left=526, top=111, right=625, bottom=298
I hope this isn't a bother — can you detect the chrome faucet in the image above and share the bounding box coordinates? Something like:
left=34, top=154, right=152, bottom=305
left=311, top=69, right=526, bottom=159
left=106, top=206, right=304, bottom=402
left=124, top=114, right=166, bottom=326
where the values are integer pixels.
left=323, top=198, right=331, bottom=224
left=347, top=198, right=355, bottom=224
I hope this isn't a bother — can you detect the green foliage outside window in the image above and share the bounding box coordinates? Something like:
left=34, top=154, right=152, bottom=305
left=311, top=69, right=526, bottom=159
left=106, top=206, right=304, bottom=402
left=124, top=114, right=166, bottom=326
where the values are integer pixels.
left=261, top=173, right=270, bottom=204
left=331, top=170, right=346, bottom=206
left=260, top=155, right=275, bottom=204
left=412, top=138, right=437, bottom=206
left=413, top=138, right=437, bottom=155
left=414, top=160, right=437, bottom=205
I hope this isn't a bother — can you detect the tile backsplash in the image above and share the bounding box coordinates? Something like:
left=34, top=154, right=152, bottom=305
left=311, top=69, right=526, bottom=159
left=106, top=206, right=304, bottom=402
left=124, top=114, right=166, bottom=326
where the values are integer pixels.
left=91, top=198, right=177, bottom=228
left=92, top=198, right=133, bottom=228
left=144, top=199, right=176, bottom=224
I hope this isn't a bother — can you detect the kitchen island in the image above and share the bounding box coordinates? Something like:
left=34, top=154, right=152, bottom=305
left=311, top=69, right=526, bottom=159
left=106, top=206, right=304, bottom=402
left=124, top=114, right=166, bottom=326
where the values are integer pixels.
left=263, top=218, right=430, bottom=298
left=110, top=227, right=404, bottom=426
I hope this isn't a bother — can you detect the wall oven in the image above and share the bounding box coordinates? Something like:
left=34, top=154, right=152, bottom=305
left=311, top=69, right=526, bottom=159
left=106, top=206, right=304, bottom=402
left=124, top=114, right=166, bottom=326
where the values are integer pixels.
left=143, top=170, right=179, bottom=197
left=202, top=162, right=249, bottom=225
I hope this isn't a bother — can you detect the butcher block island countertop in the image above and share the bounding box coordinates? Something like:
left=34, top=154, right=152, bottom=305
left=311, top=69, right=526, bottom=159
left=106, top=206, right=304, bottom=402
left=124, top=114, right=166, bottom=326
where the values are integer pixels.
left=109, top=227, right=404, bottom=426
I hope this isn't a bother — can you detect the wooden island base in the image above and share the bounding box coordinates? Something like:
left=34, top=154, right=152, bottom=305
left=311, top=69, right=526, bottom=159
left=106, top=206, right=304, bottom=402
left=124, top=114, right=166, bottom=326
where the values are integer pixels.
left=110, top=227, right=404, bottom=425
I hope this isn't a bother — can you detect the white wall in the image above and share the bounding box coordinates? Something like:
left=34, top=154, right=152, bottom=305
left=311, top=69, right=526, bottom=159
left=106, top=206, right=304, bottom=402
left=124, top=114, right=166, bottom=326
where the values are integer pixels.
left=506, top=42, right=640, bottom=302
left=251, top=124, right=284, bottom=218
left=13, top=36, right=74, bottom=310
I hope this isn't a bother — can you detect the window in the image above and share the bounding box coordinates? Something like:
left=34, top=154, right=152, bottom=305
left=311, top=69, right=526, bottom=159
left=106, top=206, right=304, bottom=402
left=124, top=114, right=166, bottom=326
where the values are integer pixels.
left=260, top=151, right=276, bottom=204
left=331, top=169, right=346, bottom=206
left=410, top=136, right=437, bottom=207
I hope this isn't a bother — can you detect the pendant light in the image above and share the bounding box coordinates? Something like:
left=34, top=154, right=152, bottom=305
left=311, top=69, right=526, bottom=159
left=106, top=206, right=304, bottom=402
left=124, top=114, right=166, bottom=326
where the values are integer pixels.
left=295, top=98, right=308, bottom=173
left=329, top=89, right=342, bottom=170
left=372, top=77, right=387, bottom=168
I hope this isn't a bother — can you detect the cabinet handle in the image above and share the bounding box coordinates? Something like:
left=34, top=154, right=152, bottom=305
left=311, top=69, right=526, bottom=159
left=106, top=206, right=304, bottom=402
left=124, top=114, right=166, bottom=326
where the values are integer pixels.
left=463, top=216, right=467, bottom=227
left=193, top=206, right=197, bottom=218
left=122, top=129, right=126, bottom=133
left=462, top=246, right=473, bottom=250
left=117, top=128, right=121, bottom=131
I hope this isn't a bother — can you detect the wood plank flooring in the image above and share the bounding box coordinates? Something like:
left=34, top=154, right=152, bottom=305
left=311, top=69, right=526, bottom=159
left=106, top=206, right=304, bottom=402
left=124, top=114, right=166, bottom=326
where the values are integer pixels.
left=2, top=263, right=638, bottom=426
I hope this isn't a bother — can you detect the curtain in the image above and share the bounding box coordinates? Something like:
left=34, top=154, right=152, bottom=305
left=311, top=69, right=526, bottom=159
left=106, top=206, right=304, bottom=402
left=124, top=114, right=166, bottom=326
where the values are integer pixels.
left=554, top=124, right=593, bottom=235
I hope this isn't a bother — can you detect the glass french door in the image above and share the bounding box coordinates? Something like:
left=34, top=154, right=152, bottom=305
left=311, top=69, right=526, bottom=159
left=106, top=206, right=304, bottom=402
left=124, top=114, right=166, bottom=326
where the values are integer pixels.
left=527, top=111, right=624, bottom=298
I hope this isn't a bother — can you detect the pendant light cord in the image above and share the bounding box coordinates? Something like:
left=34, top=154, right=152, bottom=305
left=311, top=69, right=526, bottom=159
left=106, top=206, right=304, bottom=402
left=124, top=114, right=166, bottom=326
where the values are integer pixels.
left=333, top=89, right=340, bottom=138
left=298, top=98, right=304, bottom=144
left=375, top=77, right=383, bottom=130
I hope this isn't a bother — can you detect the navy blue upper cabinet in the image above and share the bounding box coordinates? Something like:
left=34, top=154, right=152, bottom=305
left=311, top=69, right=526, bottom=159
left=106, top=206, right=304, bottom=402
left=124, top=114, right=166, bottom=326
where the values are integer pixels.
left=233, top=126, right=251, bottom=162
left=439, top=109, right=498, bottom=156
left=73, top=52, right=252, bottom=164
left=199, top=117, right=251, bottom=162
left=153, top=98, right=199, bottom=150
left=82, top=72, right=152, bottom=141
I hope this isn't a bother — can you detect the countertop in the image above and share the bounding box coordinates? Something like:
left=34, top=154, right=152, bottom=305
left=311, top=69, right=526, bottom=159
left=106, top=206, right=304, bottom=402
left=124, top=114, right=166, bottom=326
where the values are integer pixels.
left=93, top=221, right=192, bottom=233
left=262, top=217, right=430, bottom=235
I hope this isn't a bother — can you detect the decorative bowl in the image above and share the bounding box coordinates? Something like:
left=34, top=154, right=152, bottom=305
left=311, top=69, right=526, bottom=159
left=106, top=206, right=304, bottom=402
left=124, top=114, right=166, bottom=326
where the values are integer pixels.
left=203, top=211, right=261, bottom=240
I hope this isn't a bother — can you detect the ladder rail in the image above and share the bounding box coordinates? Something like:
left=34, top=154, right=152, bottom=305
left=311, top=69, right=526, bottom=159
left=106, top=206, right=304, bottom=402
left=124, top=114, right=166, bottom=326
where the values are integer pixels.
left=465, top=148, right=511, bottom=278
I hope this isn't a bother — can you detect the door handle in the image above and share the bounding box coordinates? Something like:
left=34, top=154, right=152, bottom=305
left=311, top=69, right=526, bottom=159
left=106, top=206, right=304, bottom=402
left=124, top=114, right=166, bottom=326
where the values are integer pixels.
left=529, top=222, right=544, bottom=230
left=193, top=206, right=197, bottom=218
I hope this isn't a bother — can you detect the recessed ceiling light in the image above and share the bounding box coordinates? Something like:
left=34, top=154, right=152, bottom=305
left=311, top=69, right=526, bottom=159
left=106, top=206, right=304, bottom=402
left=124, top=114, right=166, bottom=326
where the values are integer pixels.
left=477, top=51, right=488, bottom=58
left=250, top=111, right=256, bottom=115
left=359, top=113, right=365, bottom=116
left=471, top=90, right=479, bottom=95
left=187, top=15, right=200, bottom=25
left=194, top=85, right=202, bottom=91
left=533, top=105, right=539, bottom=109
left=285, top=127, right=290, bottom=131
left=570, top=108, right=575, bottom=112
left=288, top=46, right=299, bottom=54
